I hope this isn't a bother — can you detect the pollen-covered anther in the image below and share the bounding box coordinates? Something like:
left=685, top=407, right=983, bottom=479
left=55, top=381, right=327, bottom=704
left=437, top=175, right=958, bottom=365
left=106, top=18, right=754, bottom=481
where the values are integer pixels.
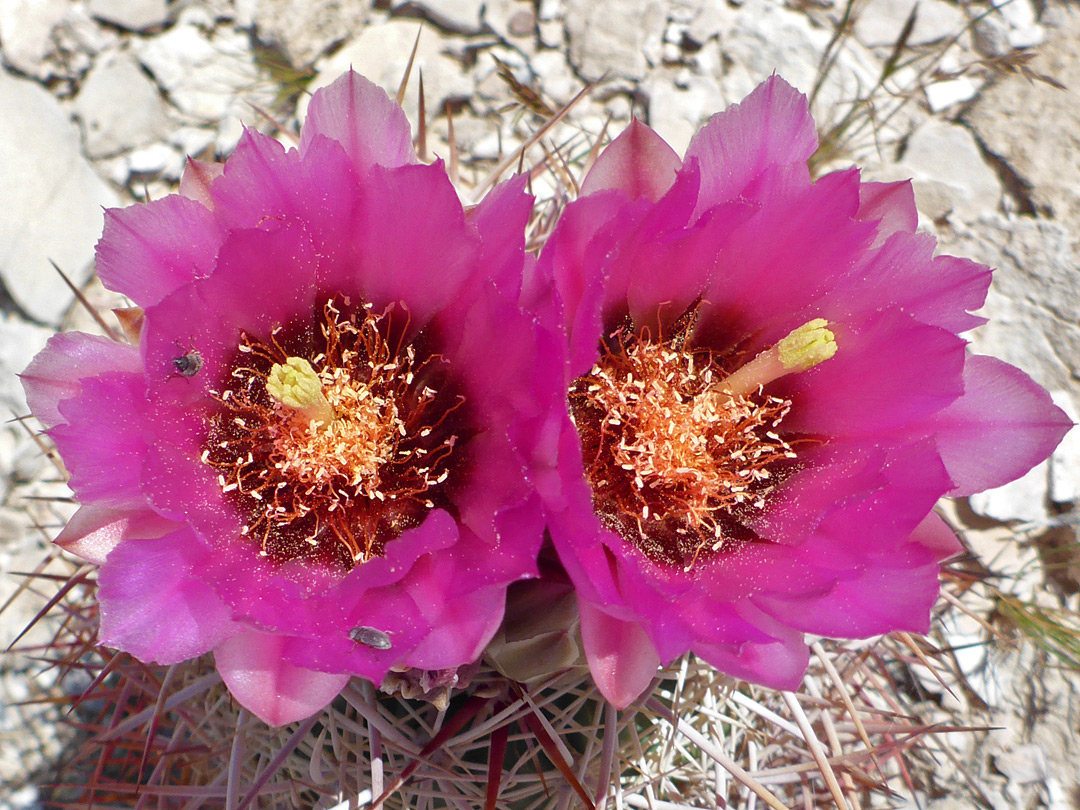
left=570, top=333, right=797, bottom=569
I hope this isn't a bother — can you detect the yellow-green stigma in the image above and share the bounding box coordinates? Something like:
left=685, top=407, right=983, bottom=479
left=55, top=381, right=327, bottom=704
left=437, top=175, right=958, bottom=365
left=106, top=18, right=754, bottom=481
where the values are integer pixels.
left=267, top=356, right=335, bottom=425
left=720, top=318, right=838, bottom=397
left=777, top=318, right=837, bottom=372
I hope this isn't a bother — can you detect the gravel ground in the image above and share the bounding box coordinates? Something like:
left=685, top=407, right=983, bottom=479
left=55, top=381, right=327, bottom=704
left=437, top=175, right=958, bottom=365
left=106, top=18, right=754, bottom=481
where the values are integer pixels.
left=1, top=0, right=1078, bottom=807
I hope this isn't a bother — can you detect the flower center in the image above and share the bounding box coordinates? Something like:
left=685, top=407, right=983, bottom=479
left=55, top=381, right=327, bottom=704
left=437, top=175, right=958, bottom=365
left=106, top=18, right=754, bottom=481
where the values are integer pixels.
left=203, top=298, right=467, bottom=569
left=569, top=319, right=836, bottom=571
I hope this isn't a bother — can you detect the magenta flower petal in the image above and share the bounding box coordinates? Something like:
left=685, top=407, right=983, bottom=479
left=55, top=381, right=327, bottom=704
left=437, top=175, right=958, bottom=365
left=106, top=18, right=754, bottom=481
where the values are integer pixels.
left=928, top=354, right=1073, bottom=496
left=466, top=175, right=533, bottom=298
left=536, top=76, right=1068, bottom=699
left=684, top=75, right=817, bottom=212
left=51, top=373, right=154, bottom=509
left=856, top=180, right=918, bottom=244
left=690, top=607, right=810, bottom=692
left=215, top=630, right=351, bottom=727
left=20, top=332, right=141, bottom=429
left=54, top=504, right=177, bottom=565
left=578, top=597, right=661, bottom=708
left=581, top=118, right=682, bottom=202
left=299, top=70, right=416, bottom=172
left=96, top=195, right=222, bottom=307
left=98, top=531, right=235, bottom=664
left=178, top=158, right=224, bottom=208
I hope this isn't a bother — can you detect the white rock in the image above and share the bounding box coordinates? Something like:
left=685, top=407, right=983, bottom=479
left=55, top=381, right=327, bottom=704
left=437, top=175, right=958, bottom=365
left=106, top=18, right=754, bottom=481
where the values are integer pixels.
left=170, top=126, right=217, bottom=159
left=73, top=50, right=170, bottom=158
left=397, top=0, right=485, bottom=33
left=128, top=141, right=183, bottom=177
left=970, top=460, right=1050, bottom=523
left=88, top=0, right=168, bottom=31
left=1049, top=392, right=1079, bottom=504
left=241, top=0, right=372, bottom=67
left=538, top=0, right=563, bottom=21
left=63, top=3, right=121, bottom=55
left=924, top=76, right=979, bottom=112
left=0, top=69, right=119, bottom=325
left=565, top=0, right=667, bottom=81
left=0, top=313, right=54, bottom=413
left=994, top=744, right=1049, bottom=785
left=0, top=0, right=68, bottom=78
left=529, top=49, right=578, bottom=103
left=134, top=11, right=262, bottom=123
left=687, top=0, right=736, bottom=43
left=711, top=0, right=879, bottom=118
left=1006, top=23, right=1045, bottom=49
left=538, top=19, right=564, bottom=47
left=973, top=16, right=1013, bottom=58
left=306, top=20, right=474, bottom=138
left=993, top=0, right=1037, bottom=30
left=645, top=72, right=724, bottom=155
left=950, top=217, right=1080, bottom=394
left=901, top=119, right=1002, bottom=221
left=853, top=0, right=967, bottom=47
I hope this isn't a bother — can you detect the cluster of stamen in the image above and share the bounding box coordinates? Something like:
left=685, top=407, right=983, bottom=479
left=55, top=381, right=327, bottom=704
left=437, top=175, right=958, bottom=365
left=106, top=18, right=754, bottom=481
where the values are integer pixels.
left=203, top=299, right=465, bottom=569
left=570, top=329, right=803, bottom=571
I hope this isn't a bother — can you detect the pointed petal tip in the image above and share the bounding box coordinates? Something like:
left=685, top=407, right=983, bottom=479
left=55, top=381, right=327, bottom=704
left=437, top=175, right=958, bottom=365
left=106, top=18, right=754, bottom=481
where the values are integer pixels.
left=215, top=630, right=350, bottom=726
left=578, top=599, right=660, bottom=709
left=581, top=118, right=682, bottom=202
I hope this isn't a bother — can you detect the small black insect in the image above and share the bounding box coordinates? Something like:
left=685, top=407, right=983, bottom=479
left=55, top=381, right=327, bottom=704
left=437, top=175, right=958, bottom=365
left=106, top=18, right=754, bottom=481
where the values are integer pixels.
left=349, top=625, right=392, bottom=650
left=172, top=350, right=203, bottom=378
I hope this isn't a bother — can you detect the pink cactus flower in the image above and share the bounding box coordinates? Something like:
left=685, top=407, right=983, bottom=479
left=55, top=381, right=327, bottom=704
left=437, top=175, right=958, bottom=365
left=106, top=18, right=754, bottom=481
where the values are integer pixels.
left=536, top=77, right=1073, bottom=708
left=21, top=71, right=556, bottom=726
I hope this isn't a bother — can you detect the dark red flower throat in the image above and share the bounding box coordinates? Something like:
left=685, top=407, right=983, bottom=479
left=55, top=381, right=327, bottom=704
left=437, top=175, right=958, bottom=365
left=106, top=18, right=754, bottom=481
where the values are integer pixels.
left=203, top=298, right=470, bottom=570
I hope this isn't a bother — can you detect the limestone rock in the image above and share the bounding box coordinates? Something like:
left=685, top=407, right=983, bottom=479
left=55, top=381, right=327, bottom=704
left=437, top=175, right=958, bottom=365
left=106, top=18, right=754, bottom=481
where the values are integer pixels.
left=970, top=460, right=1051, bottom=523
left=88, top=0, right=169, bottom=31
left=238, top=0, right=372, bottom=67
left=963, top=7, right=1080, bottom=222
left=949, top=216, right=1080, bottom=395
left=134, top=10, right=261, bottom=123
left=900, top=119, right=1002, bottom=221
left=852, top=0, right=966, bottom=47
left=565, top=0, right=667, bottom=81
left=710, top=0, right=878, bottom=120
left=0, top=69, right=118, bottom=325
left=644, top=71, right=723, bottom=155
left=73, top=50, right=170, bottom=158
left=394, top=0, right=485, bottom=34
left=0, top=0, right=68, bottom=79
left=925, top=76, right=979, bottom=113
left=0, top=313, right=53, bottom=414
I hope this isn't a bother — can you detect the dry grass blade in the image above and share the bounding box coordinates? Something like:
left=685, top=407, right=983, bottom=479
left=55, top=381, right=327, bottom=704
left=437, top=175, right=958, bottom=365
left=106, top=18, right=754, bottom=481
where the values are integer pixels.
left=247, top=102, right=299, bottom=143
left=492, top=55, right=555, bottom=117
left=473, top=81, right=595, bottom=199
